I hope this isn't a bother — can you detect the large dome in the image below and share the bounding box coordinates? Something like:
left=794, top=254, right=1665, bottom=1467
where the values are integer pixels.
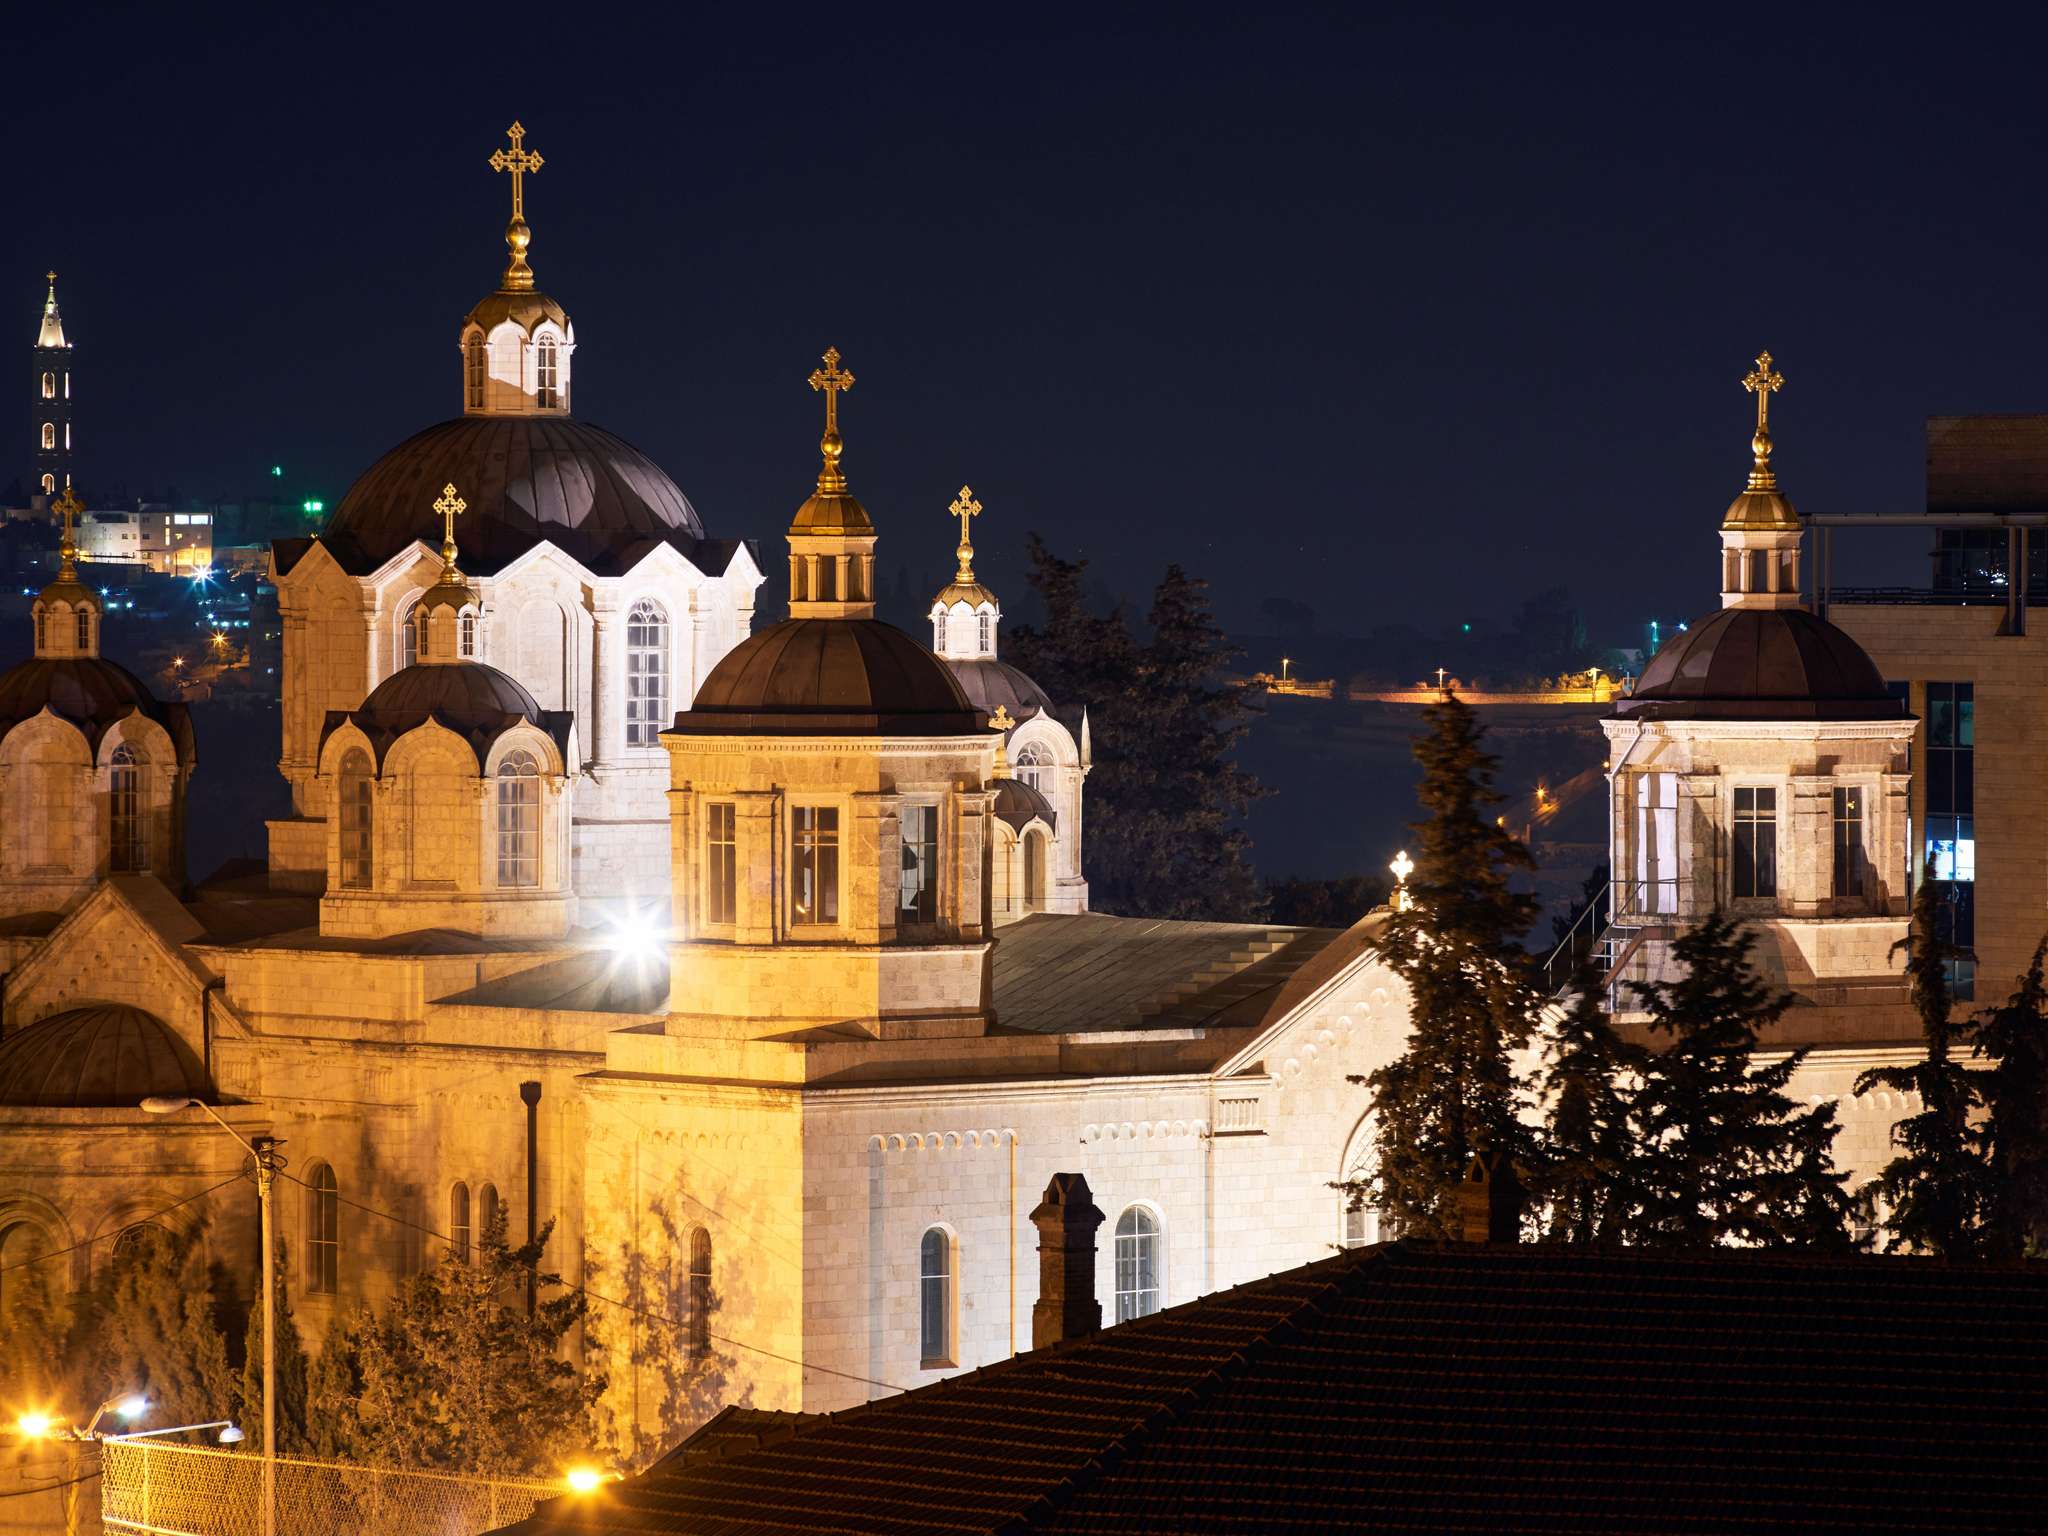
left=1615, top=607, right=1901, bottom=721
left=947, top=658, right=1054, bottom=722
left=320, top=416, right=705, bottom=575
left=677, top=619, right=983, bottom=736
left=0, top=1005, right=210, bottom=1108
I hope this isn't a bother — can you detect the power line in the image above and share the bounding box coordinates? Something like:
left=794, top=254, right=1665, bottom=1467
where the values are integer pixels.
left=276, top=1167, right=909, bottom=1396
left=0, top=1174, right=247, bottom=1279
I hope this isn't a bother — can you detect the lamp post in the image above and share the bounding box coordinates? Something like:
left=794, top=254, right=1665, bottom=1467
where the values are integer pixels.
left=140, top=1097, right=276, bottom=1536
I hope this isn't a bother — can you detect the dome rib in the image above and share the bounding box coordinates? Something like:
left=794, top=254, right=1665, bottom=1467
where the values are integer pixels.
left=1617, top=607, right=1901, bottom=721
left=0, top=1005, right=211, bottom=1108
left=678, top=619, right=983, bottom=737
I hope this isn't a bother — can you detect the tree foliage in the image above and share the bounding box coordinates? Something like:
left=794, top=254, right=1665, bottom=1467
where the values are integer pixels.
left=1007, top=538, right=1268, bottom=920
left=1360, top=692, right=1540, bottom=1237
left=1975, top=938, right=2048, bottom=1259
left=1854, top=865, right=1991, bottom=1256
left=1626, top=911, right=1857, bottom=1250
left=1530, top=960, right=1644, bottom=1244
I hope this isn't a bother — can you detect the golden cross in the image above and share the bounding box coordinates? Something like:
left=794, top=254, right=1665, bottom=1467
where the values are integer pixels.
left=434, top=482, right=468, bottom=566
left=987, top=705, right=1014, bottom=777
left=1743, top=350, right=1784, bottom=433
left=950, top=485, right=982, bottom=580
left=489, top=122, right=544, bottom=221
left=808, top=346, right=855, bottom=434
left=52, top=485, right=82, bottom=570
left=988, top=704, right=1014, bottom=733
left=1389, top=849, right=1415, bottom=911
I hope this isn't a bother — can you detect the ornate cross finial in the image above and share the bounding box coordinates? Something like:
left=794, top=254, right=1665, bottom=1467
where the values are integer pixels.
left=988, top=705, right=1015, bottom=778
left=489, top=122, right=544, bottom=291
left=950, top=485, right=983, bottom=582
left=808, top=347, right=856, bottom=491
left=1741, top=350, right=1785, bottom=491
left=52, top=485, right=82, bottom=576
left=1389, top=849, right=1415, bottom=912
left=434, top=482, right=468, bottom=572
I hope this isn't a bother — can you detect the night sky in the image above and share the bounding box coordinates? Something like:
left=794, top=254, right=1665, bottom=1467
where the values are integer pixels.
left=24, top=4, right=2048, bottom=637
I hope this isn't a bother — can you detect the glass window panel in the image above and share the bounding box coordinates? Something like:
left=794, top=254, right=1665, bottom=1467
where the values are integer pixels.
left=919, top=1227, right=952, bottom=1364
left=900, top=804, right=937, bottom=923
left=706, top=803, right=737, bottom=925
left=625, top=601, right=669, bottom=748
left=792, top=806, right=839, bottom=925
left=1114, top=1206, right=1160, bottom=1322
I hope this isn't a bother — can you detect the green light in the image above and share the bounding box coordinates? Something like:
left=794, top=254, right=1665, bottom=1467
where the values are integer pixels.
left=271, top=465, right=283, bottom=478
left=302, top=499, right=324, bottom=514
left=1460, top=623, right=1472, bottom=634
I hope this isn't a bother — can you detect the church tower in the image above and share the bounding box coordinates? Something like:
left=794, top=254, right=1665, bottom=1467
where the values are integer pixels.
left=31, top=272, right=75, bottom=498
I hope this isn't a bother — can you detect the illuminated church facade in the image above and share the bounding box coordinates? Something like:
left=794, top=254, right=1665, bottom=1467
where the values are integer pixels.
left=0, top=137, right=1926, bottom=1459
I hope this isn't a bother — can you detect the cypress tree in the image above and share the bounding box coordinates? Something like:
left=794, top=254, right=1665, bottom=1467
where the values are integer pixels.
left=1362, top=691, right=1539, bottom=1237
left=1975, top=936, right=2048, bottom=1259
left=1627, top=911, right=1857, bottom=1249
left=1854, top=864, right=1991, bottom=1256
left=1531, top=959, right=1644, bottom=1243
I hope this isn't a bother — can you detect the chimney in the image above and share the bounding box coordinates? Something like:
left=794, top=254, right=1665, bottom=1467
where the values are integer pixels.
left=1030, top=1172, right=1105, bottom=1348
left=1455, top=1153, right=1525, bottom=1243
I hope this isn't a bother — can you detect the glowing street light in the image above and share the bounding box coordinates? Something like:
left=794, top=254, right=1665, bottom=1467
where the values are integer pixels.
left=15, top=1412, right=54, bottom=1440
left=564, top=1466, right=617, bottom=1495
left=1279, top=656, right=1292, bottom=683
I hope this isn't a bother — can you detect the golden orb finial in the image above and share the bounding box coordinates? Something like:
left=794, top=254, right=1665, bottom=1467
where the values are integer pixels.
left=51, top=485, right=83, bottom=578
left=434, top=482, right=468, bottom=576
left=489, top=122, right=544, bottom=292
left=1742, top=350, right=1785, bottom=492
left=808, top=347, right=855, bottom=493
left=950, top=485, right=982, bottom=583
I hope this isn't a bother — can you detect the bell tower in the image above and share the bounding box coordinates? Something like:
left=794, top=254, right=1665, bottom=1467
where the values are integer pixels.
left=31, top=272, right=74, bottom=499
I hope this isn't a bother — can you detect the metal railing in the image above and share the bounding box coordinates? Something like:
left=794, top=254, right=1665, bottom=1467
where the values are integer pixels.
left=101, top=1440, right=563, bottom=1536
left=1542, top=878, right=1680, bottom=996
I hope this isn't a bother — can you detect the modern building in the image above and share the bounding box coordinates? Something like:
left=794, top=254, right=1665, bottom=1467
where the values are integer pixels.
left=77, top=504, right=215, bottom=576
left=30, top=273, right=75, bottom=499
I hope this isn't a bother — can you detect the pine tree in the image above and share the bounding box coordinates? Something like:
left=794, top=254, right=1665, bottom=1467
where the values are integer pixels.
left=1360, top=692, right=1540, bottom=1237
left=83, top=1223, right=239, bottom=1429
left=0, top=1226, right=75, bottom=1406
left=1854, top=865, right=1990, bottom=1256
left=1975, top=936, right=2048, bottom=1259
left=1531, top=960, right=1643, bottom=1243
left=1627, top=911, right=1857, bottom=1250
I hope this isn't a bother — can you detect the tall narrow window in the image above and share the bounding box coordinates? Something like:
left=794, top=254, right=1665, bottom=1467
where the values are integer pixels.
left=792, top=806, right=839, bottom=925
left=1014, top=742, right=1050, bottom=793
left=459, top=611, right=477, bottom=658
left=338, top=749, right=374, bottom=889
left=41, top=422, right=55, bottom=451
left=1732, top=786, right=1778, bottom=900
left=933, top=614, right=947, bottom=650
left=307, top=1163, right=339, bottom=1295
left=625, top=600, right=669, bottom=747
left=1024, top=828, right=1047, bottom=913
left=496, top=751, right=540, bottom=888
left=62, top=374, right=69, bottom=400
left=919, top=1226, right=954, bottom=1366
left=1832, top=787, right=1868, bottom=902
left=33, top=609, right=45, bottom=651
left=479, top=1183, right=501, bottom=1241
left=977, top=612, right=992, bottom=653
left=110, top=744, right=147, bottom=872
left=465, top=335, right=485, bottom=408
left=1340, top=1117, right=1382, bottom=1248
left=900, top=803, right=937, bottom=924
left=1632, top=772, right=1678, bottom=915
left=450, top=1182, right=471, bottom=1262
left=40, top=473, right=54, bottom=496
left=688, top=1227, right=713, bottom=1363
left=1114, top=1206, right=1161, bottom=1322
left=1926, top=681, right=1977, bottom=1000
left=40, top=371, right=53, bottom=400
left=400, top=599, right=420, bottom=669
left=705, top=802, right=737, bottom=925
left=536, top=336, right=560, bottom=408
left=63, top=423, right=70, bottom=451
left=76, top=605, right=91, bottom=651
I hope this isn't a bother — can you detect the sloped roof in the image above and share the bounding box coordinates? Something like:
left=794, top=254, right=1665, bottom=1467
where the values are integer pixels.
left=498, top=1241, right=2048, bottom=1536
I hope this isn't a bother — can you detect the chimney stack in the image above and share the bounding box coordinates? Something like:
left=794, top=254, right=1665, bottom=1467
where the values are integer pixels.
left=1030, top=1172, right=1105, bottom=1348
left=1456, top=1153, right=1525, bottom=1243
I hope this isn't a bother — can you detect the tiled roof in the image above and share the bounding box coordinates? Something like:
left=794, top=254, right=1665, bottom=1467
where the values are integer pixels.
left=499, top=1242, right=2048, bottom=1536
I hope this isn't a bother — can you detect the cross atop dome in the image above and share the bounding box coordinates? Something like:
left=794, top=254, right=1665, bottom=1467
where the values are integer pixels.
left=808, top=347, right=856, bottom=495
left=1718, top=348, right=1804, bottom=605
left=1743, top=350, right=1785, bottom=492
left=417, top=482, right=481, bottom=659
left=489, top=121, right=544, bottom=292
left=931, top=484, right=1000, bottom=659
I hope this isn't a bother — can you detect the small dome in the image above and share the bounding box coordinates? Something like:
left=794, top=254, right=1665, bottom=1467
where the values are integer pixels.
left=320, top=416, right=704, bottom=575
left=0, top=1005, right=210, bottom=1108
left=464, top=289, right=569, bottom=335
left=948, top=658, right=1053, bottom=721
left=991, top=776, right=1057, bottom=833
left=679, top=619, right=983, bottom=736
left=933, top=580, right=999, bottom=609
left=1616, top=607, right=1902, bottom=721
left=0, top=656, right=192, bottom=759
left=1723, top=485, right=1801, bottom=531
left=789, top=487, right=874, bottom=535
left=327, top=661, right=567, bottom=770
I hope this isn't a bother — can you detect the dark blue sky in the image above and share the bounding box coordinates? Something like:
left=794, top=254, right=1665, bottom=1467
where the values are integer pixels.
left=21, top=3, right=2046, bottom=635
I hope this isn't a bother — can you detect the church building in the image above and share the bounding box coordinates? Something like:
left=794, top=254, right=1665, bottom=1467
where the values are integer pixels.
left=0, top=132, right=1938, bottom=1464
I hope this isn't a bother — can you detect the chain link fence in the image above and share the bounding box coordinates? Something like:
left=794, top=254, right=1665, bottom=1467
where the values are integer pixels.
left=101, top=1440, right=564, bottom=1536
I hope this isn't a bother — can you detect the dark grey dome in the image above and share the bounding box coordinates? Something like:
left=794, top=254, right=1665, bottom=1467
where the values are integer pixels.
left=1615, top=607, right=1902, bottom=721
left=0, top=1005, right=210, bottom=1108
left=0, top=655, right=194, bottom=760
left=676, top=620, right=983, bottom=737
left=323, top=661, right=570, bottom=769
left=991, top=776, right=1057, bottom=833
left=319, top=416, right=704, bottom=575
left=948, top=658, right=1054, bottom=721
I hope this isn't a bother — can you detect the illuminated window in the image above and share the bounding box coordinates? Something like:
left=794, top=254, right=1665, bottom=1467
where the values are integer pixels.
left=791, top=806, right=839, bottom=925
left=496, top=751, right=540, bottom=888
left=111, top=744, right=147, bottom=872
left=919, top=1226, right=954, bottom=1366
left=1114, top=1206, right=1161, bottom=1321
left=536, top=335, right=560, bottom=408
left=1732, top=786, right=1777, bottom=900
left=900, top=803, right=937, bottom=924
left=1014, top=742, right=1050, bottom=793
left=1632, top=772, right=1678, bottom=915
left=400, top=599, right=419, bottom=669
left=40, top=474, right=54, bottom=495
left=450, top=1182, right=471, bottom=1261
left=465, top=335, right=485, bottom=409
left=1340, top=1115, right=1382, bottom=1247
left=933, top=614, right=946, bottom=650
left=40, top=371, right=53, bottom=400
left=1832, top=787, right=1869, bottom=902
left=978, top=613, right=991, bottom=653
left=62, top=373, right=69, bottom=400
left=625, top=600, right=669, bottom=747
left=41, top=422, right=54, bottom=451
left=63, top=423, right=70, bottom=451
left=459, top=610, right=477, bottom=658
left=75, top=603, right=90, bottom=651
left=688, top=1227, right=713, bottom=1362
left=306, top=1163, right=338, bottom=1295
left=338, top=749, right=373, bottom=888
left=705, top=802, right=736, bottom=925
left=1926, top=681, right=1977, bottom=1000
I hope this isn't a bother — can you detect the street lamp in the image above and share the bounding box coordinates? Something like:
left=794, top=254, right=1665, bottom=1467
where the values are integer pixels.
left=141, top=1097, right=277, bottom=1536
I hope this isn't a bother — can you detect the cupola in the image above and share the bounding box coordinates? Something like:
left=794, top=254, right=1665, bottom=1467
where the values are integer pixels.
left=786, top=348, right=878, bottom=618
left=459, top=122, right=575, bottom=417
left=1719, top=352, right=1803, bottom=610
left=414, top=483, right=482, bottom=663
left=930, top=485, right=1001, bottom=661
left=31, top=488, right=100, bottom=660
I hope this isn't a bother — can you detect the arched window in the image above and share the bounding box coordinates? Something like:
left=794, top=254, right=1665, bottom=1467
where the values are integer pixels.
left=1113, top=1206, right=1161, bottom=1322
left=400, top=598, right=420, bottom=669
left=41, top=371, right=54, bottom=400
left=1339, top=1114, right=1382, bottom=1248
left=536, top=335, right=560, bottom=409
left=76, top=604, right=91, bottom=651
left=932, top=614, right=946, bottom=650
left=978, top=613, right=992, bottom=653
left=625, top=600, right=669, bottom=748
left=63, top=423, right=70, bottom=451
left=496, top=750, right=541, bottom=888
left=41, top=422, right=55, bottom=451
left=465, top=335, right=486, bottom=409
left=337, top=749, right=373, bottom=889
left=33, top=607, right=46, bottom=652
left=62, top=373, right=69, bottom=400
left=1023, top=827, right=1047, bottom=913
left=111, top=743, right=148, bottom=873
left=0, top=1220, right=58, bottom=1320
left=112, top=1221, right=169, bottom=1271
left=450, top=1182, right=471, bottom=1262
left=1014, top=742, right=1050, bottom=793
left=919, top=1226, right=955, bottom=1366
left=459, top=610, right=478, bottom=658
left=687, top=1226, right=713, bottom=1363
left=40, top=474, right=54, bottom=496
left=306, top=1163, right=338, bottom=1295
left=479, top=1182, right=500, bottom=1241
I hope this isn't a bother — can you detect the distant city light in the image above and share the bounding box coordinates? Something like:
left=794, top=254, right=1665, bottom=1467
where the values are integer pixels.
left=302, top=499, right=324, bottom=514
left=270, top=465, right=283, bottom=477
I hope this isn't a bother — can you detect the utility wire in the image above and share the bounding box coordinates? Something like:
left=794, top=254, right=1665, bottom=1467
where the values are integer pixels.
left=0, top=1174, right=247, bottom=1279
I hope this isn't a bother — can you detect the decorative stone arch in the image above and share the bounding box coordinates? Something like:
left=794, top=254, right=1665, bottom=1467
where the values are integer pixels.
left=0, top=1190, right=80, bottom=1295
left=918, top=1220, right=960, bottom=1367
left=0, top=712, right=94, bottom=884
left=1337, top=1111, right=1383, bottom=1249
left=1110, top=1200, right=1166, bottom=1321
